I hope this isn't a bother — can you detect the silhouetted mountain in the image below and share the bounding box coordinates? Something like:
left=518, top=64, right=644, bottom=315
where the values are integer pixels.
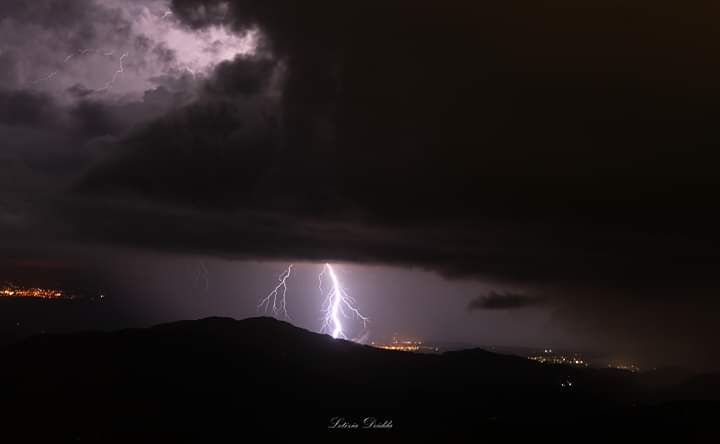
left=0, top=317, right=718, bottom=441
left=670, top=372, right=720, bottom=401
left=640, top=367, right=698, bottom=389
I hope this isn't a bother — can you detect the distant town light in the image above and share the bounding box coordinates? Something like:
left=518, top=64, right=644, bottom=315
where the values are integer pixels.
left=1, top=283, right=75, bottom=300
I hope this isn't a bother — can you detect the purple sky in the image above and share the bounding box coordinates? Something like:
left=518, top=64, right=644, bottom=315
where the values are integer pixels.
left=109, top=256, right=571, bottom=348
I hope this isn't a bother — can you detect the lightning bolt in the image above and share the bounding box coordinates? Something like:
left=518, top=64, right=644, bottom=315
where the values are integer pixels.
left=182, top=65, right=198, bottom=79
left=319, top=263, right=368, bottom=339
left=30, top=48, right=96, bottom=83
left=258, top=264, right=294, bottom=320
left=96, top=52, right=129, bottom=93
left=64, top=48, right=98, bottom=63
left=30, top=71, right=58, bottom=85
left=193, top=260, right=210, bottom=293
left=199, top=260, right=210, bottom=291
left=257, top=262, right=368, bottom=339
left=28, top=48, right=123, bottom=88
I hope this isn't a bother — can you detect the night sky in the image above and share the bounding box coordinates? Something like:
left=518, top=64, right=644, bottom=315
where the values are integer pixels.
left=1, top=0, right=720, bottom=369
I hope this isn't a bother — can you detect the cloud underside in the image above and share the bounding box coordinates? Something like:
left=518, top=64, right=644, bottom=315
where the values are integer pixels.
left=468, top=292, right=543, bottom=310
left=73, top=0, right=720, bottom=285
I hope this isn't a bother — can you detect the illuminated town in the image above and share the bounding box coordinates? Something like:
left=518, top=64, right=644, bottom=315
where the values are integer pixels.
left=605, top=361, right=641, bottom=373
left=369, top=337, right=645, bottom=373
left=526, top=349, right=642, bottom=372
left=528, top=349, right=589, bottom=367
left=371, top=335, right=441, bottom=353
left=0, top=283, right=72, bottom=300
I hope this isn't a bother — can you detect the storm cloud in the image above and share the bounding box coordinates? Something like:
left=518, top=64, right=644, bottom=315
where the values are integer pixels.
left=74, top=0, right=720, bottom=283
left=3, top=0, right=720, bottom=368
left=468, top=292, right=544, bottom=311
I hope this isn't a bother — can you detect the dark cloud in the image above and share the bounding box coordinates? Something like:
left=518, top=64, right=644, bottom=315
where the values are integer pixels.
left=0, top=50, right=22, bottom=89
left=0, top=0, right=98, bottom=29
left=0, top=87, right=185, bottom=173
left=468, top=292, right=543, bottom=310
left=67, top=84, right=96, bottom=99
left=77, top=0, right=720, bottom=281
left=0, top=90, right=58, bottom=127
left=205, top=56, right=276, bottom=97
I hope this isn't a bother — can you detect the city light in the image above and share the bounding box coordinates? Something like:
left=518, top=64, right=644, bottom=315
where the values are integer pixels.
left=528, top=350, right=589, bottom=367
left=606, top=362, right=641, bottom=373
left=0, top=284, right=68, bottom=300
left=371, top=335, right=441, bottom=353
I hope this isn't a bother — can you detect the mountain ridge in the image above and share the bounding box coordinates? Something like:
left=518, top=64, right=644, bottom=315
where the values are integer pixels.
left=1, top=316, right=718, bottom=440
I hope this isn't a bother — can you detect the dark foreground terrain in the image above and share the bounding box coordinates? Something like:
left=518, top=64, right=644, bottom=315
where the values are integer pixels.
left=1, top=317, right=718, bottom=442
